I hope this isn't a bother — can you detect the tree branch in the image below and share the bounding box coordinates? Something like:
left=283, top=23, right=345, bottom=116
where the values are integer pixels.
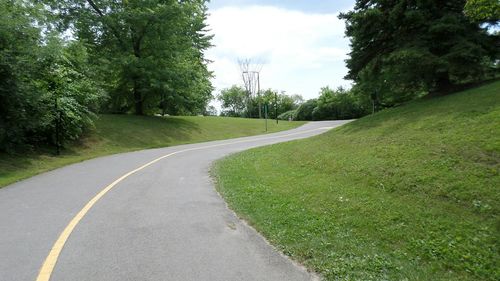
left=85, top=0, right=128, bottom=50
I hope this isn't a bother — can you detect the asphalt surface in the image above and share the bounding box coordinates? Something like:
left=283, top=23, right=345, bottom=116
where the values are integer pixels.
left=0, top=120, right=351, bottom=281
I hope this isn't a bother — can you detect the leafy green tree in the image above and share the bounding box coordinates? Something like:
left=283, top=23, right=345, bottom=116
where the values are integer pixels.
left=274, top=92, right=303, bottom=119
left=218, top=86, right=247, bottom=117
left=0, top=0, right=44, bottom=151
left=244, top=89, right=304, bottom=119
left=277, top=110, right=296, bottom=121
left=48, top=0, right=213, bottom=115
left=339, top=0, right=498, bottom=106
left=290, top=94, right=305, bottom=107
left=464, top=0, right=500, bottom=23
left=294, top=99, right=318, bottom=121
left=204, top=105, right=217, bottom=116
left=312, top=87, right=367, bottom=120
left=37, top=36, right=105, bottom=147
left=0, top=1, right=105, bottom=152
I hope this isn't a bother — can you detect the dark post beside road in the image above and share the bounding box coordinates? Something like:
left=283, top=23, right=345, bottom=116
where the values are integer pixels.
left=264, top=103, right=268, bottom=132
left=275, top=91, right=278, bottom=124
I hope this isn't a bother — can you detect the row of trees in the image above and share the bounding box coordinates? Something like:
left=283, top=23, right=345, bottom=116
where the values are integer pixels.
left=217, top=85, right=367, bottom=121
left=217, top=86, right=303, bottom=119
left=339, top=0, right=499, bottom=108
left=292, top=87, right=369, bottom=121
left=219, top=1, right=498, bottom=122
left=1, top=0, right=213, bottom=152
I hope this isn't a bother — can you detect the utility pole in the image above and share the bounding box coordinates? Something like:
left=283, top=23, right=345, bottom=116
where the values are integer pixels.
left=161, top=92, right=166, bottom=117
left=50, top=80, right=61, bottom=155
left=371, top=91, right=376, bottom=114
left=275, top=91, right=278, bottom=124
left=264, top=103, right=268, bottom=132
left=242, top=70, right=261, bottom=119
left=54, top=94, right=60, bottom=155
left=257, top=72, right=261, bottom=119
left=239, top=59, right=263, bottom=119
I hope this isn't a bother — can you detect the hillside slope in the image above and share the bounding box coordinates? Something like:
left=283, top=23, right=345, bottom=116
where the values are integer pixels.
left=0, top=115, right=304, bottom=187
left=213, top=81, right=500, bottom=280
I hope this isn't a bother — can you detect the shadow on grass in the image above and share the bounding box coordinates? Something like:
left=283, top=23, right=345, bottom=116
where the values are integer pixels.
left=93, top=114, right=203, bottom=149
left=0, top=114, right=204, bottom=187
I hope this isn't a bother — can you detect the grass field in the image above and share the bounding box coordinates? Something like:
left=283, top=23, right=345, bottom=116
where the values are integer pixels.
left=213, top=81, right=500, bottom=280
left=0, top=115, right=304, bottom=187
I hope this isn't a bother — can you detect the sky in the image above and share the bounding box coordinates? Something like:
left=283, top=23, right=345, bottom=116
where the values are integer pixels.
left=206, top=0, right=356, bottom=107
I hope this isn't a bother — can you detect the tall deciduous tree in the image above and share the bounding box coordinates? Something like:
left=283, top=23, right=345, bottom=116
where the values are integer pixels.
left=49, top=0, right=213, bottom=115
left=217, top=86, right=247, bottom=117
left=340, top=0, right=498, bottom=106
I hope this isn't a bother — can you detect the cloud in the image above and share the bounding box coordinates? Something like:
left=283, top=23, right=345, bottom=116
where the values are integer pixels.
left=206, top=5, right=351, bottom=102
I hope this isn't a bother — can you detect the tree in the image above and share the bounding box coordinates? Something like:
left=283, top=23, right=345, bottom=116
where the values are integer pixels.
left=339, top=0, right=498, bottom=106
left=290, top=94, right=305, bottom=106
left=464, top=0, right=500, bottom=23
left=0, top=0, right=44, bottom=151
left=218, top=86, right=247, bottom=117
left=204, top=105, right=217, bottom=116
left=245, top=89, right=304, bottom=119
left=0, top=1, right=104, bottom=152
left=294, top=99, right=318, bottom=121
left=312, top=87, right=367, bottom=120
left=273, top=91, right=303, bottom=119
left=38, top=36, right=105, bottom=148
left=48, top=0, right=213, bottom=115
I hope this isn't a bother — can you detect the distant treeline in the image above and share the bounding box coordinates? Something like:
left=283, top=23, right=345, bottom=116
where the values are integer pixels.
left=217, top=86, right=369, bottom=121
left=1, top=0, right=498, bottom=151
left=219, top=0, right=498, bottom=121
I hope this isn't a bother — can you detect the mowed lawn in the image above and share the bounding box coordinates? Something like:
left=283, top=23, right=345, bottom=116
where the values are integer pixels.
left=0, top=115, right=304, bottom=187
left=213, top=81, right=499, bottom=280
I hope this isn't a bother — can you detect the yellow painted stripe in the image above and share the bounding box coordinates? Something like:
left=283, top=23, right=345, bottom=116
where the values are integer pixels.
left=35, top=127, right=328, bottom=281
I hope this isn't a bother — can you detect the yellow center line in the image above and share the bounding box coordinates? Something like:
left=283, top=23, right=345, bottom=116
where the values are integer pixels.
left=35, top=127, right=329, bottom=281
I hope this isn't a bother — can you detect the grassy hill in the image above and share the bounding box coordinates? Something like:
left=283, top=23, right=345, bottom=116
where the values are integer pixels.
left=0, top=115, right=304, bottom=187
left=213, top=81, right=500, bottom=280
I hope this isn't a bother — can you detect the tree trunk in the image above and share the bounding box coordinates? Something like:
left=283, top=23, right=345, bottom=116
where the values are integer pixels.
left=133, top=79, right=144, bottom=115
left=132, top=37, right=144, bottom=115
left=432, top=73, right=453, bottom=96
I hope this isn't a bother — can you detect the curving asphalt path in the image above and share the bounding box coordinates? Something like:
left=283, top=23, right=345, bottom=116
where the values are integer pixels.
left=0, top=120, right=351, bottom=281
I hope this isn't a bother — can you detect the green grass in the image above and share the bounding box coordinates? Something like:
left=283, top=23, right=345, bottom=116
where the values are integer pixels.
left=0, top=115, right=304, bottom=187
left=213, top=81, right=500, bottom=281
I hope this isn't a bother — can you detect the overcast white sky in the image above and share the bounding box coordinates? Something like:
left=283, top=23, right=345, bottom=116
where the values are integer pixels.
left=206, top=0, right=356, bottom=106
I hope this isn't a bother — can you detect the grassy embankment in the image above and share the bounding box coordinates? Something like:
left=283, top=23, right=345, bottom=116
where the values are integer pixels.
left=0, top=115, right=304, bottom=187
left=213, top=81, right=499, bottom=280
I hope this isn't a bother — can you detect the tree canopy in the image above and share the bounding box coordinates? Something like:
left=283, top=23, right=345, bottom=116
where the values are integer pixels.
left=464, top=0, right=500, bottom=23
left=217, top=86, right=247, bottom=117
left=1, top=0, right=213, bottom=152
left=339, top=0, right=499, bottom=106
left=48, top=0, right=213, bottom=115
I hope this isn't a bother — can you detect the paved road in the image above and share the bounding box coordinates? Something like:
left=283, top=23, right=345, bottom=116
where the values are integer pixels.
left=0, top=120, right=350, bottom=281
